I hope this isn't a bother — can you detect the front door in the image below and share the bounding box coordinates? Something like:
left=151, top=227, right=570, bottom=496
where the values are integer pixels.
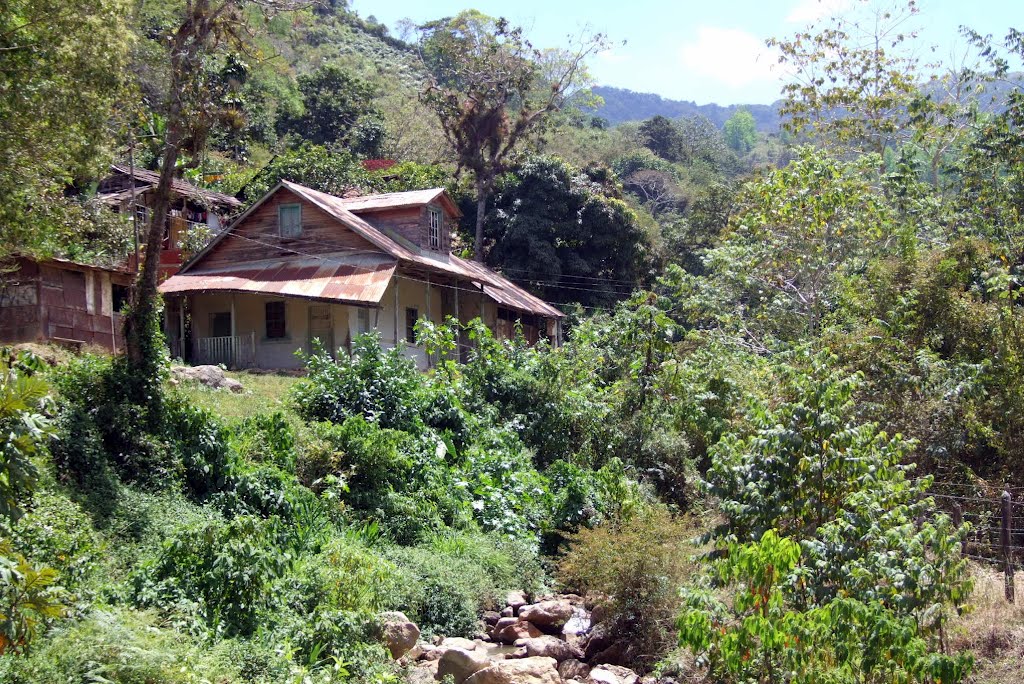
left=308, top=304, right=334, bottom=356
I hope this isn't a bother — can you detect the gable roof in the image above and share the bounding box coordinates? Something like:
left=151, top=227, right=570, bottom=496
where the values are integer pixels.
left=337, top=188, right=462, bottom=218
left=108, top=164, right=243, bottom=208
left=167, top=181, right=562, bottom=319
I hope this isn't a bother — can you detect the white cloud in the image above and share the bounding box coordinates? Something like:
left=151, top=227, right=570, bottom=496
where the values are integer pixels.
left=677, top=26, right=785, bottom=90
left=786, top=0, right=854, bottom=24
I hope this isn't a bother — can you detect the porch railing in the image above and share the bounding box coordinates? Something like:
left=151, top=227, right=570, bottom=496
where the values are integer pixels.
left=193, top=333, right=256, bottom=369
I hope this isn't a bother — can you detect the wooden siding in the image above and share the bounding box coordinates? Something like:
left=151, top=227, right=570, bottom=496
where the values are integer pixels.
left=204, top=189, right=381, bottom=268
left=0, top=259, right=131, bottom=351
left=354, top=203, right=453, bottom=253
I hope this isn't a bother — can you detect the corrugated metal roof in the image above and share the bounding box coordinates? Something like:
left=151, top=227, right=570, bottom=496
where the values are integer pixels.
left=337, top=188, right=462, bottom=217
left=109, top=165, right=243, bottom=208
left=159, top=252, right=396, bottom=305
left=176, top=180, right=563, bottom=319
left=449, top=255, right=564, bottom=319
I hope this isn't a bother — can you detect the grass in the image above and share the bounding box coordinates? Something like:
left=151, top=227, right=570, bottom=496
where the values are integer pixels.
left=172, top=370, right=301, bottom=423
left=951, top=564, right=1024, bottom=683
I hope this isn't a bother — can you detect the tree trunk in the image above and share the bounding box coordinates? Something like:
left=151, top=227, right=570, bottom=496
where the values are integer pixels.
left=474, top=180, right=487, bottom=262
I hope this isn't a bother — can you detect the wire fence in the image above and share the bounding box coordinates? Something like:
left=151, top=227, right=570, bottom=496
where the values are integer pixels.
left=929, top=482, right=1022, bottom=601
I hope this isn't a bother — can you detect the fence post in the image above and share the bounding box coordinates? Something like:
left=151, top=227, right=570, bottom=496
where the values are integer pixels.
left=952, top=501, right=965, bottom=556
left=1002, top=490, right=1015, bottom=603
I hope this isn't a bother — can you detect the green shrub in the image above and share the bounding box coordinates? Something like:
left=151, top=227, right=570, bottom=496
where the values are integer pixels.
left=0, top=539, right=69, bottom=656
left=0, top=349, right=55, bottom=522
left=10, top=490, right=99, bottom=592
left=0, top=607, right=248, bottom=683
left=130, top=515, right=289, bottom=637
left=229, top=411, right=297, bottom=469
left=292, top=333, right=427, bottom=431
left=558, top=507, right=698, bottom=667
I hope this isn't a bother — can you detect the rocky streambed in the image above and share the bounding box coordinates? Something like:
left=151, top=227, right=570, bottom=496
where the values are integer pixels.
left=380, top=591, right=664, bottom=684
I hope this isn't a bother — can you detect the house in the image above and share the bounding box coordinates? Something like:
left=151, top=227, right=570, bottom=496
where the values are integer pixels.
left=0, top=256, right=134, bottom=352
left=97, top=164, right=243, bottom=280
left=158, top=181, right=564, bottom=369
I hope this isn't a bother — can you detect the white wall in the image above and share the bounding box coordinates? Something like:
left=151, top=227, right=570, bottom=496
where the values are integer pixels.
left=188, top=277, right=451, bottom=370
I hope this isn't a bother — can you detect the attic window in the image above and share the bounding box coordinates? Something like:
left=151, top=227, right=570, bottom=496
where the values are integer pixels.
left=428, top=207, right=441, bottom=250
left=279, top=203, right=302, bottom=238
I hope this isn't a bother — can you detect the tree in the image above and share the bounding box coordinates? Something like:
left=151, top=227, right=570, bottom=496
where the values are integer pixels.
left=723, top=109, right=756, bottom=153
left=483, top=156, right=648, bottom=308
left=124, top=0, right=306, bottom=384
left=0, top=0, right=131, bottom=263
left=770, top=0, right=926, bottom=157
left=418, top=11, right=604, bottom=260
left=279, top=64, right=383, bottom=155
left=638, top=115, right=682, bottom=161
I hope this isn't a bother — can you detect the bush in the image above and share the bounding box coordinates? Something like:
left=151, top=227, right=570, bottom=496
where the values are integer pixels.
left=0, top=607, right=248, bottom=683
left=292, top=333, right=427, bottom=431
left=10, top=490, right=100, bottom=592
left=386, top=531, right=544, bottom=638
left=558, top=507, right=698, bottom=667
left=130, top=515, right=289, bottom=637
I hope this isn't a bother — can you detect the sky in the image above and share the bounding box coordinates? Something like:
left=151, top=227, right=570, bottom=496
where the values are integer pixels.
left=349, top=0, right=1021, bottom=105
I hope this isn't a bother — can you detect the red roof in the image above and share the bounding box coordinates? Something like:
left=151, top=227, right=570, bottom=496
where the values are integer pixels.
left=159, top=252, right=396, bottom=305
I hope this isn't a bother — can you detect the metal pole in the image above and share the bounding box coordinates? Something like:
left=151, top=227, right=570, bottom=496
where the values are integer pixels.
left=129, top=134, right=139, bottom=285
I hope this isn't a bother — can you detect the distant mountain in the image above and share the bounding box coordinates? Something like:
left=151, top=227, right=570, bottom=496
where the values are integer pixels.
left=588, top=86, right=782, bottom=131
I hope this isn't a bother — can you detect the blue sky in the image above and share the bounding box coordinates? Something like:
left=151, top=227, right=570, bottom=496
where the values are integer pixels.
left=350, top=0, right=1020, bottom=105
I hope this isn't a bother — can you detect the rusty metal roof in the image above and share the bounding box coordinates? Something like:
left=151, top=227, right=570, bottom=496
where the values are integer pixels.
left=449, top=255, right=564, bottom=319
left=176, top=181, right=564, bottom=319
left=159, top=252, right=396, bottom=305
left=109, top=165, right=243, bottom=208
left=337, top=188, right=462, bottom=218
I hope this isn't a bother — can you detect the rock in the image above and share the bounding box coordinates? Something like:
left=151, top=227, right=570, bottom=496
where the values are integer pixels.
left=582, top=623, right=614, bottom=661
left=440, top=637, right=478, bottom=651
left=437, top=647, right=491, bottom=684
left=590, top=603, right=609, bottom=625
left=589, top=664, right=640, bottom=684
left=559, top=658, right=591, bottom=681
left=591, top=640, right=629, bottom=666
left=519, top=600, right=573, bottom=630
left=406, top=662, right=437, bottom=684
left=419, top=646, right=444, bottom=662
left=406, top=642, right=426, bottom=661
left=482, top=610, right=502, bottom=626
left=378, top=611, right=420, bottom=659
left=500, top=606, right=514, bottom=618
left=170, top=365, right=244, bottom=393
left=491, top=619, right=543, bottom=644
left=506, top=590, right=529, bottom=612
left=463, top=656, right=561, bottom=684
left=513, top=635, right=583, bottom=662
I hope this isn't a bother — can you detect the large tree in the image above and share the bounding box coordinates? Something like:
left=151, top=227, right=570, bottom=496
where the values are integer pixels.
left=483, top=156, right=648, bottom=308
left=124, top=0, right=305, bottom=376
left=0, top=0, right=131, bottom=262
left=417, top=11, right=604, bottom=260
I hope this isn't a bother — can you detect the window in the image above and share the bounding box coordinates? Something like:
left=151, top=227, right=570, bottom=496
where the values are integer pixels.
left=134, top=204, right=148, bottom=227
left=265, top=301, right=286, bottom=339
left=357, top=307, right=371, bottom=334
left=279, top=203, right=302, bottom=238
left=405, top=307, right=419, bottom=343
left=112, top=284, right=130, bottom=313
left=427, top=207, right=442, bottom=250
left=210, top=311, right=232, bottom=338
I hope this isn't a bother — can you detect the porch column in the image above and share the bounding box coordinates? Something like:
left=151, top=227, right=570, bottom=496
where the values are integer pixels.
left=178, top=298, right=185, bottom=359
left=393, top=280, right=399, bottom=346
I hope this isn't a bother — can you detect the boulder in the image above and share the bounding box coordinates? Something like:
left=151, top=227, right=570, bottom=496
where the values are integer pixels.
left=378, top=611, right=420, bottom=659
left=482, top=610, right=502, bottom=626
left=440, top=637, right=478, bottom=651
left=463, top=656, right=561, bottom=684
left=513, top=635, right=583, bottom=662
left=437, top=647, right=491, bottom=684
left=589, top=664, right=640, bottom=684
left=506, top=590, right=529, bottom=612
left=519, top=600, right=573, bottom=630
left=491, top=619, right=543, bottom=644
left=407, top=662, right=437, bottom=684
left=500, top=606, right=514, bottom=618
left=558, top=658, right=591, bottom=681
left=170, top=365, right=243, bottom=393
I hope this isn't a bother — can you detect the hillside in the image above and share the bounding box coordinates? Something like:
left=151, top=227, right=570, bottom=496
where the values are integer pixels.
left=587, top=85, right=782, bottom=130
